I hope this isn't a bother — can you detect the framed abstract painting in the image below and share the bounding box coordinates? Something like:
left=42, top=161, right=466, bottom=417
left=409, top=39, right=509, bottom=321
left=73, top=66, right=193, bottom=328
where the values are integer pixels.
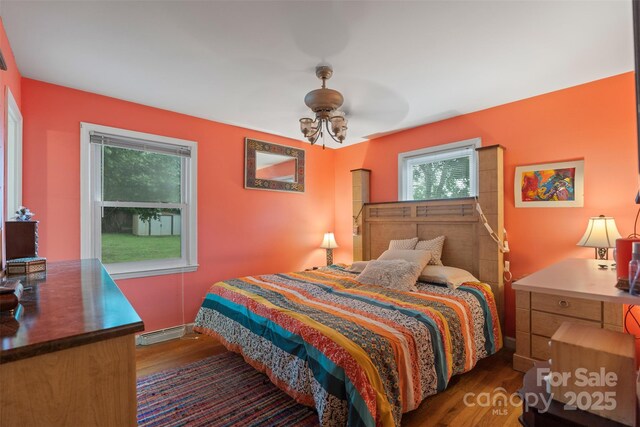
left=514, top=160, right=584, bottom=208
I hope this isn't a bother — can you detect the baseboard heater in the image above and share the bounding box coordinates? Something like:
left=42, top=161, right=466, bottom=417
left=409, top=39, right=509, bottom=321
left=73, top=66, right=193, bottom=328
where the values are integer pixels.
left=136, top=323, right=193, bottom=346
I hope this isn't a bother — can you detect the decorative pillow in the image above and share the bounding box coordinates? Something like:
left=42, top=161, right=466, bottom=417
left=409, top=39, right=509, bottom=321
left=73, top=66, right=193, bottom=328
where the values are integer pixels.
left=347, top=261, right=369, bottom=273
left=388, top=237, right=419, bottom=250
left=377, top=249, right=433, bottom=267
left=419, top=265, right=479, bottom=289
left=415, top=236, right=446, bottom=265
left=356, top=259, right=424, bottom=292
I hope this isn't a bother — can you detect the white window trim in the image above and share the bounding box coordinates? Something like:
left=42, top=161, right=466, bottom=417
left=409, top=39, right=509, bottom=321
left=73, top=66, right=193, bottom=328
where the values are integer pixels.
left=6, top=87, right=23, bottom=220
left=80, top=122, right=198, bottom=279
left=398, top=137, right=481, bottom=201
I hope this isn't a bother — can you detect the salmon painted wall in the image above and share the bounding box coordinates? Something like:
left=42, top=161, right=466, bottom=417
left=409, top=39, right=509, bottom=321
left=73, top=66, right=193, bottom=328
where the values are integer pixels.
left=332, top=73, right=639, bottom=338
left=21, top=78, right=335, bottom=332
left=0, top=18, right=22, bottom=265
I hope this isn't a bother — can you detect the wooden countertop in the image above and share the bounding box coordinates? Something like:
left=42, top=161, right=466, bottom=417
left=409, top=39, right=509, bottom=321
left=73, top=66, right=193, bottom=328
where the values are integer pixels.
left=513, top=258, right=640, bottom=305
left=0, top=259, right=144, bottom=363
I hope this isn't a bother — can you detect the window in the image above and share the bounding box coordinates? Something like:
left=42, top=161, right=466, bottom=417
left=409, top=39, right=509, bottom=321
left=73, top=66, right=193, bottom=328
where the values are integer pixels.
left=81, top=123, right=197, bottom=279
left=6, top=88, right=23, bottom=220
left=398, top=138, right=480, bottom=201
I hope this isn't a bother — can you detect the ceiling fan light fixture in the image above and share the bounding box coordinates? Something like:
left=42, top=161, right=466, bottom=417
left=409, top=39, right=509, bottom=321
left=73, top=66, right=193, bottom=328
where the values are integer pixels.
left=329, top=113, right=346, bottom=134
left=300, top=65, right=348, bottom=148
left=299, top=117, right=315, bottom=136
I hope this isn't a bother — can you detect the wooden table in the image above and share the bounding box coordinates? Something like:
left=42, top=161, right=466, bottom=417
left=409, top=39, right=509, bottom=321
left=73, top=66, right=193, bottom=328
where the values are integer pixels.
left=0, top=259, right=144, bottom=426
left=513, top=259, right=640, bottom=305
left=512, top=258, right=632, bottom=372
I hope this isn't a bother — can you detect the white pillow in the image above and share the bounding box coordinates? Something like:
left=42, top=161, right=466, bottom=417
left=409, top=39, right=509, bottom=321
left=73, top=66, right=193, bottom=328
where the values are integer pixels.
left=377, top=249, right=433, bottom=267
left=415, top=236, right=445, bottom=265
left=356, top=259, right=424, bottom=292
left=388, top=237, right=419, bottom=250
left=419, top=265, right=478, bottom=289
left=347, top=261, right=369, bottom=273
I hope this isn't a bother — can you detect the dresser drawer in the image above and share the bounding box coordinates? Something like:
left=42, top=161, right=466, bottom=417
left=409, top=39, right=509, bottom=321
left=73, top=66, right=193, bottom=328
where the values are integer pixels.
left=531, top=311, right=601, bottom=338
left=531, top=334, right=551, bottom=360
left=530, top=292, right=601, bottom=321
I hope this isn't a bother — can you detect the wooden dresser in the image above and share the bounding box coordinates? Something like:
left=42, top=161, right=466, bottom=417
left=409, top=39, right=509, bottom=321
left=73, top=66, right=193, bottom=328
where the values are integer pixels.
left=512, top=258, right=635, bottom=372
left=0, top=259, right=144, bottom=426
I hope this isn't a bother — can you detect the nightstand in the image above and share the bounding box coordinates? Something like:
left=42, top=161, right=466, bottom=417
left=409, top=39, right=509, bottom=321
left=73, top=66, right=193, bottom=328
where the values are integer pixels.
left=512, top=259, right=631, bottom=372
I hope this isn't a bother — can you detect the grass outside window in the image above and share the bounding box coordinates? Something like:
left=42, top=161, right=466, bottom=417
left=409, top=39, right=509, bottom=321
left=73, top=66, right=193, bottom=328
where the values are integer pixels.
left=102, top=233, right=181, bottom=264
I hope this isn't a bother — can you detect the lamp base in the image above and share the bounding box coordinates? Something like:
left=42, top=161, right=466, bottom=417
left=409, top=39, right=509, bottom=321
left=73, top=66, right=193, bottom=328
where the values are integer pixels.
left=325, top=249, right=334, bottom=266
left=596, top=247, right=609, bottom=260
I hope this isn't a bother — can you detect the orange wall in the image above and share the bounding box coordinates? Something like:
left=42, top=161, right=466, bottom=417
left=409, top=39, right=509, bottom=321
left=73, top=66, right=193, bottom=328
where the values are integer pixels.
left=333, top=73, right=639, bottom=338
left=21, top=78, right=335, bottom=332
left=21, top=73, right=639, bottom=338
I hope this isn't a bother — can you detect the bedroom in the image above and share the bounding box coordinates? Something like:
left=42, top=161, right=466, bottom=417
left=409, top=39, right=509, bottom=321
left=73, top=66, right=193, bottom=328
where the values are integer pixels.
left=0, top=1, right=638, bottom=426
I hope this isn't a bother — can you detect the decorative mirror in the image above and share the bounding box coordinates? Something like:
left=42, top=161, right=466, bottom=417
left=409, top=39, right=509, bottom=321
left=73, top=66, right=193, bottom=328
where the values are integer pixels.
left=245, top=138, right=305, bottom=193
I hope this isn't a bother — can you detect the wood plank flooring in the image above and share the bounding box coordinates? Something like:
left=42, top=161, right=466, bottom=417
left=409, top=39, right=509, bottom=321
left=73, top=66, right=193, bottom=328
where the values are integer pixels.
left=136, top=334, right=523, bottom=426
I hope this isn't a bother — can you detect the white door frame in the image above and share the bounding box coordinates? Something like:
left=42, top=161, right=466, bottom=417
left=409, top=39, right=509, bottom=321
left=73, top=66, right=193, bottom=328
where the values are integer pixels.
left=6, top=87, right=23, bottom=220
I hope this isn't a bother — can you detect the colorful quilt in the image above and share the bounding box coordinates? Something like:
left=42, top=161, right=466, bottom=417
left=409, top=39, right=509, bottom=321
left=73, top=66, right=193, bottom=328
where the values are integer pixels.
left=194, top=265, right=502, bottom=427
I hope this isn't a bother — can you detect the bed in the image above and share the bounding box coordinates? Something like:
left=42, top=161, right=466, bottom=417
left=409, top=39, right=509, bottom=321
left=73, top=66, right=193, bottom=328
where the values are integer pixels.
left=195, top=146, right=505, bottom=426
left=194, top=264, right=501, bottom=426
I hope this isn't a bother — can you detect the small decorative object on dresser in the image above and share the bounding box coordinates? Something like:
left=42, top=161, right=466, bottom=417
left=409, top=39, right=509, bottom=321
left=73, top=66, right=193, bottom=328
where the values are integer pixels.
left=6, top=257, right=46, bottom=276
left=0, top=286, right=19, bottom=313
left=13, top=206, right=34, bottom=221
left=0, top=280, right=24, bottom=336
left=6, top=206, right=39, bottom=261
left=320, top=232, right=338, bottom=265
left=615, top=237, right=640, bottom=290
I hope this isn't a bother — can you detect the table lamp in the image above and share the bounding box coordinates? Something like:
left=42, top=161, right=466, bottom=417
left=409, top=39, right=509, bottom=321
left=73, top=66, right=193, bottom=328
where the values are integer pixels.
left=320, top=232, right=338, bottom=266
left=577, top=215, right=622, bottom=260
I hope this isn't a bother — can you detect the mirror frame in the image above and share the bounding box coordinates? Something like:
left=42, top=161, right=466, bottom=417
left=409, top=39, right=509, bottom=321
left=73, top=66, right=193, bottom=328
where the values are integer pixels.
left=245, top=138, right=305, bottom=193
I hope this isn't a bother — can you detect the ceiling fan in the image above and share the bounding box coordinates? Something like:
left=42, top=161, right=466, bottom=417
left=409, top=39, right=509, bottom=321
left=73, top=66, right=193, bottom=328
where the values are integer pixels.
left=299, top=65, right=348, bottom=148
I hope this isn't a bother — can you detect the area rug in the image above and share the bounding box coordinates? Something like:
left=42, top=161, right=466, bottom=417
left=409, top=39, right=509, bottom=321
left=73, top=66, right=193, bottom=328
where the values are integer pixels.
left=137, top=352, right=319, bottom=427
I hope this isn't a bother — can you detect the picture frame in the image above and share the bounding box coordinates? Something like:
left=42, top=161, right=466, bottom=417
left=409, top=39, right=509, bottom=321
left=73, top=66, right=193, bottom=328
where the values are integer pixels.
left=514, top=160, right=584, bottom=208
left=244, top=138, right=305, bottom=193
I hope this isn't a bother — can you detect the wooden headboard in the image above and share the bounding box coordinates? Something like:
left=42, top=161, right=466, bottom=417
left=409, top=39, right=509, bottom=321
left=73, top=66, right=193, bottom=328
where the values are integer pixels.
left=362, top=199, right=478, bottom=270
left=353, top=145, right=505, bottom=323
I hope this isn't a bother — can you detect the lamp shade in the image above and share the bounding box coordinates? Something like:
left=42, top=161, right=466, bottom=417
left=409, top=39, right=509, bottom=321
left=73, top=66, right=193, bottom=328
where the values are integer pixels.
left=320, top=232, right=338, bottom=249
left=577, top=215, right=622, bottom=248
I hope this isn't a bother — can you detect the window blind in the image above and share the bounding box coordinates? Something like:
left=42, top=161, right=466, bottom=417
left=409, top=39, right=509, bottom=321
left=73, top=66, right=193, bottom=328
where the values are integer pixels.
left=89, top=131, right=191, bottom=158
left=409, top=149, right=472, bottom=200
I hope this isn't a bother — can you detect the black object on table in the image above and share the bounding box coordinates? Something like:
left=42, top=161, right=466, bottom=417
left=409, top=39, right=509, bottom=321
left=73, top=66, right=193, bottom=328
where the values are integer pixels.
left=5, top=220, right=39, bottom=260
left=518, top=362, right=627, bottom=427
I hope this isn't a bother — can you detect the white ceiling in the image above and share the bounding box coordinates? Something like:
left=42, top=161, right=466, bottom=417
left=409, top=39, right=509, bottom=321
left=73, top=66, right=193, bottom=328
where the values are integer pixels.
left=2, top=1, right=634, bottom=149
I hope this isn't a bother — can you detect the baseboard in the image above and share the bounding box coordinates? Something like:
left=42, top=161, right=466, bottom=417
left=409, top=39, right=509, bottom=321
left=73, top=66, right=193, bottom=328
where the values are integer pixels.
left=185, top=322, right=195, bottom=334
left=136, top=323, right=195, bottom=346
left=504, top=336, right=515, bottom=351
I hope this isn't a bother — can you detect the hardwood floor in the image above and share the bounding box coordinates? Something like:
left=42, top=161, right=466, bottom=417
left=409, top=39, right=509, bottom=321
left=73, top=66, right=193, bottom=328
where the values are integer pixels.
left=136, top=334, right=523, bottom=426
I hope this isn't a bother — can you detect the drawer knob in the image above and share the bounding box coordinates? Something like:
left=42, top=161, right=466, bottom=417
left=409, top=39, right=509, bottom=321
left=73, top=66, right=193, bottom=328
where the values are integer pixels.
left=558, top=300, right=569, bottom=308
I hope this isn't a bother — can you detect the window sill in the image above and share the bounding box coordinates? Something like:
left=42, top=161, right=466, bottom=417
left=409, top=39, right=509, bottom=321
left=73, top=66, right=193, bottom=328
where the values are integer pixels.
left=105, top=262, right=199, bottom=280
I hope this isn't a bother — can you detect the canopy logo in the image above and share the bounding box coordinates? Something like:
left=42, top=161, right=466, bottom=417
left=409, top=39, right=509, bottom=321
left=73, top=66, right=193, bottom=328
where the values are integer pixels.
left=463, top=367, right=619, bottom=416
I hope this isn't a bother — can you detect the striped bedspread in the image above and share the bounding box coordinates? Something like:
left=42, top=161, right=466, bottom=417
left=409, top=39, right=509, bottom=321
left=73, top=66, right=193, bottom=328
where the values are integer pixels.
left=194, top=265, right=501, bottom=427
